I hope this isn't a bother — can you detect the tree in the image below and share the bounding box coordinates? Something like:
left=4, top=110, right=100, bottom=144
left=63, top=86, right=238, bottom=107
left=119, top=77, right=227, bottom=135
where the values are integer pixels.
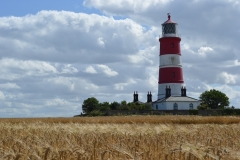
left=127, top=102, right=138, bottom=110
left=82, top=97, right=99, bottom=114
left=98, top=102, right=111, bottom=112
left=199, top=89, right=229, bottom=109
left=119, top=100, right=130, bottom=110
left=110, top=101, right=120, bottom=110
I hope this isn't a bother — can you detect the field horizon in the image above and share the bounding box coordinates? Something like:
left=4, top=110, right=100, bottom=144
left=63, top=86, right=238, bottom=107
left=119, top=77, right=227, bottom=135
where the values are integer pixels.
left=1, top=115, right=240, bottom=124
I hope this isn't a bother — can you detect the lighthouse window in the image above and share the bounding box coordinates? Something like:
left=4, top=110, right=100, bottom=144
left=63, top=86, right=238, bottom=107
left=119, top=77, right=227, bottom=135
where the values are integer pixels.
left=173, top=103, right=178, bottom=110
left=172, top=72, right=175, bottom=77
left=162, top=23, right=176, bottom=34
left=156, top=105, right=158, bottom=110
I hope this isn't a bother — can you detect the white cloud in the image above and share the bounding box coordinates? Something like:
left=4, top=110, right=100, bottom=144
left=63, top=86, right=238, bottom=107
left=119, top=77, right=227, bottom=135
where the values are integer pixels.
left=97, top=64, right=118, bottom=76
left=98, top=37, right=105, bottom=47
left=61, top=64, right=78, bottom=74
left=0, top=0, right=240, bottom=117
left=234, top=59, right=240, bottom=66
left=181, top=43, right=195, bottom=54
left=218, top=72, right=237, bottom=84
left=0, top=91, right=5, bottom=100
left=83, top=0, right=172, bottom=14
left=0, top=83, right=21, bottom=89
left=47, top=77, right=75, bottom=91
left=4, top=102, right=12, bottom=107
left=0, top=58, right=57, bottom=76
left=198, top=47, right=213, bottom=56
left=114, top=83, right=125, bottom=90
left=148, top=75, right=158, bottom=88
left=128, top=46, right=156, bottom=64
left=85, top=66, right=98, bottom=74
left=85, top=83, right=99, bottom=90
left=114, top=78, right=136, bottom=91
left=46, top=98, right=71, bottom=107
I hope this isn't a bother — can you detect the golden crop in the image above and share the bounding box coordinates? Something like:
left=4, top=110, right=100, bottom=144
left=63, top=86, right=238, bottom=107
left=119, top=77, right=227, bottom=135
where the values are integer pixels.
left=0, top=116, right=240, bottom=160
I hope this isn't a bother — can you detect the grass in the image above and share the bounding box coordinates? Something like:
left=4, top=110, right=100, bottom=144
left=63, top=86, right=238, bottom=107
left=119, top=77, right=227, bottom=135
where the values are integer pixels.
left=0, top=116, right=240, bottom=159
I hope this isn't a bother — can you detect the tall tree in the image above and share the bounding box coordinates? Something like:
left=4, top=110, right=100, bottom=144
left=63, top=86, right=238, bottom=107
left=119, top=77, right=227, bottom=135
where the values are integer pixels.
left=199, top=89, right=229, bottom=109
left=82, top=97, right=99, bottom=114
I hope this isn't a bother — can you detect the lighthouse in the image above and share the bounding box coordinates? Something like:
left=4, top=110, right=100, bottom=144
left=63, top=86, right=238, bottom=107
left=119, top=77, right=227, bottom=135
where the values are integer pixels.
left=152, top=14, right=200, bottom=110
left=158, top=13, right=184, bottom=99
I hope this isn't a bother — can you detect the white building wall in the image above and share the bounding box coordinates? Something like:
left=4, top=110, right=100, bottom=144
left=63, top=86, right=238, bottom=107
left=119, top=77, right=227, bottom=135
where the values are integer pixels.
left=154, top=102, right=166, bottom=110
left=154, top=101, right=201, bottom=110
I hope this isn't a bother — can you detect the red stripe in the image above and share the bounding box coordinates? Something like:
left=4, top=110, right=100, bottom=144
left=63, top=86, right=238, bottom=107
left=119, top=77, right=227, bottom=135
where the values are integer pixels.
left=158, top=67, right=184, bottom=84
left=159, top=37, right=181, bottom=55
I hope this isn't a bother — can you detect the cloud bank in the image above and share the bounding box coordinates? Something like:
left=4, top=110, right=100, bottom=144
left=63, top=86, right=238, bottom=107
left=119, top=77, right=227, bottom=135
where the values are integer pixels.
left=0, top=0, right=240, bottom=117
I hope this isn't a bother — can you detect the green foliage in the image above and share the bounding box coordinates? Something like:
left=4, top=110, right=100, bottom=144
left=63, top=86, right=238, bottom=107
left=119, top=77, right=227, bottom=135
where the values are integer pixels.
left=82, top=97, right=99, bottom=114
left=199, top=89, right=229, bottom=109
left=189, top=110, right=198, bottom=115
left=98, top=102, right=111, bottom=112
left=119, top=100, right=130, bottom=110
left=127, top=102, right=138, bottom=110
left=110, top=101, right=120, bottom=110
left=197, top=103, right=209, bottom=110
left=138, top=103, right=153, bottom=110
left=143, top=103, right=154, bottom=110
left=82, top=97, right=154, bottom=116
left=222, top=106, right=240, bottom=115
left=89, top=110, right=104, bottom=116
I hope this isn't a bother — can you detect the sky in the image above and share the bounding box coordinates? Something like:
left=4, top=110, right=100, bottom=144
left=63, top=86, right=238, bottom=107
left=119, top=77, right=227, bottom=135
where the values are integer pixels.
left=0, top=0, right=240, bottom=117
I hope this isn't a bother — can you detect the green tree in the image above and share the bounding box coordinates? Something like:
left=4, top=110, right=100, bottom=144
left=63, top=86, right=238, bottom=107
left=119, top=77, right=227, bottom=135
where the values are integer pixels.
left=199, top=89, right=229, bottom=109
left=197, top=103, right=209, bottom=110
left=127, top=102, right=138, bottom=110
left=82, top=97, right=99, bottom=114
left=98, top=102, right=111, bottom=112
left=119, top=100, right=130, bottom=110
left=110, top=101, right=120, bottom=110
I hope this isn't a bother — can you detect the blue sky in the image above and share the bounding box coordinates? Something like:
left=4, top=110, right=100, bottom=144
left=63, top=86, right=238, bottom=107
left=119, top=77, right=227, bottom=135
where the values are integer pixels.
left=0, top=1, right=87, bottom=16
left=0, top=0, right=240, bottom=117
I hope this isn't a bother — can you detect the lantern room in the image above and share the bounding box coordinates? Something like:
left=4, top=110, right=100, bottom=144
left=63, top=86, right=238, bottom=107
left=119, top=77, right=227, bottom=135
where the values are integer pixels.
left=162, top=13, right=179, bottom=37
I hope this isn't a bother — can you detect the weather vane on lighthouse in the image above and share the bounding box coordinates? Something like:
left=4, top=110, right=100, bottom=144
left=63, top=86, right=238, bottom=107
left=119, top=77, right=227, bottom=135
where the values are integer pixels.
left=167, top=13, right=171, bottom=20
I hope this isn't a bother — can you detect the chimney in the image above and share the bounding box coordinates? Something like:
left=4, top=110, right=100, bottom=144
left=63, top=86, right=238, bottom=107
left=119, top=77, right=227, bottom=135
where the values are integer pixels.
left=147, top=91, right=152, bottom=102
left=184, top=86, right=187, bottom=96
left=165, top=86, right=171, bottom=98
left=181, top=86, right=187, bottom=96
left=169, top=86, right=171, bottom=97
left=181, top=86, right=184, bottom=96
left=133, top=91, right=138, bottom=102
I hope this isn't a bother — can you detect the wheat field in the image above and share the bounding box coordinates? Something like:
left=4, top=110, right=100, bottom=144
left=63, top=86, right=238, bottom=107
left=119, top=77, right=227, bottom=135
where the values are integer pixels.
left=1, top=116, right=240, bottom=160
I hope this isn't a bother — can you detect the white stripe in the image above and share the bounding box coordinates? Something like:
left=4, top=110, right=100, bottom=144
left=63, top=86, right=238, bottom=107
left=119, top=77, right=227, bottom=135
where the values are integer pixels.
left=159, top=54, right=182, bottom=67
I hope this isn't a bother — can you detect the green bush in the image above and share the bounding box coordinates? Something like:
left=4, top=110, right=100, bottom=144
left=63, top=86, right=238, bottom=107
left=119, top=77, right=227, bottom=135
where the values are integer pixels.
left=189, top=110, right=198, bottom=115
left=89, top=110, right=104, bottom=116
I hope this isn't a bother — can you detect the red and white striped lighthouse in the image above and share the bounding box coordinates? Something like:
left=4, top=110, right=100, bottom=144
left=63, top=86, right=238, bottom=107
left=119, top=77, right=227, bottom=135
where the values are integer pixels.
left=158, top=13, right=184, bottom=99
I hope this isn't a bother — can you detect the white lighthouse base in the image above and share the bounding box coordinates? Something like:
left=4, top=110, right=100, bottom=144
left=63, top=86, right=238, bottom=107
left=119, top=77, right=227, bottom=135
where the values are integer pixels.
left=158, top=83, right=184, bottom=99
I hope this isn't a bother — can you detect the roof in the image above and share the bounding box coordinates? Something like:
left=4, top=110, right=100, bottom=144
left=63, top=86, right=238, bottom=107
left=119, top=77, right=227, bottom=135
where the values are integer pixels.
left=153, top=96, right=200, bottom=103
left=162, top=14, right=177, bottom=24
left=162, top=19, right=176, bottom=24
